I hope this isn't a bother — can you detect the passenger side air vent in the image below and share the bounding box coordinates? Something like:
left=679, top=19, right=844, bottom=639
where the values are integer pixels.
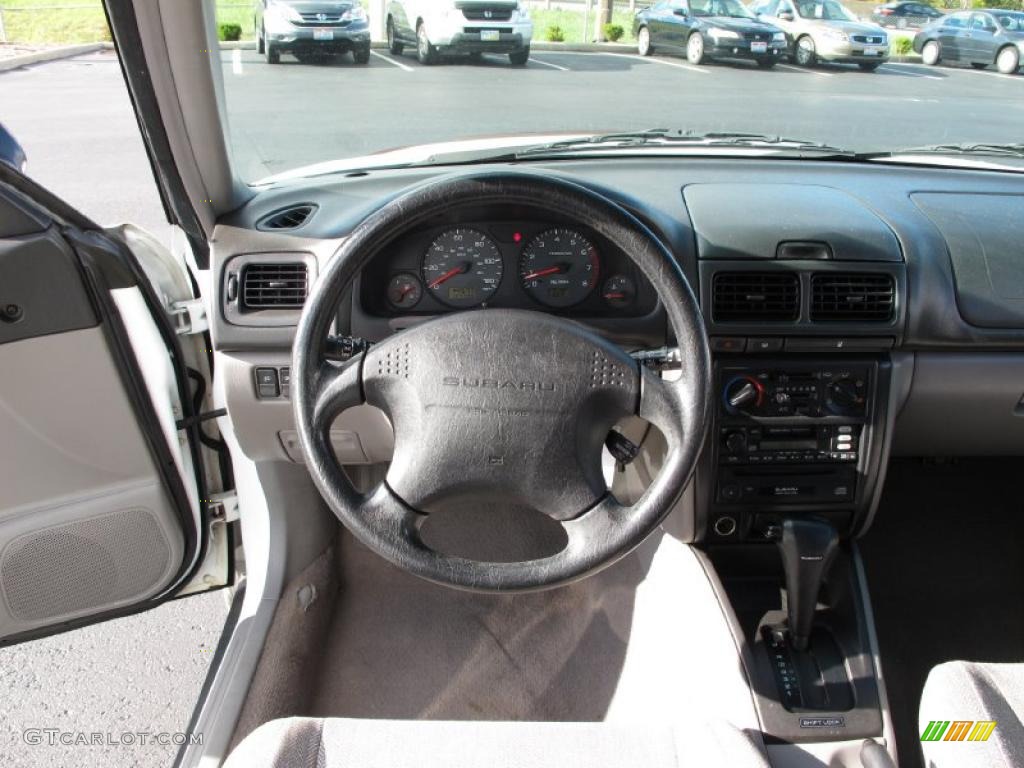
left=811, top=273, right=895, bottom=321
left=241, top=262, right=309, bottom=310
left=712, top=272, right=800, bottom=322
left=257, top=204, right=317, bottom=231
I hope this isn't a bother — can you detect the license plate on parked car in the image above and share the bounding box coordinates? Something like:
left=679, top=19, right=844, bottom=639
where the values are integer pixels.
left=314, top=29, right=334, bottom=41
left=480, top=30, right=501, bottom=42
left=751, top=42, right=768, bottom=54
left=863, top=48, right=879, bottom=55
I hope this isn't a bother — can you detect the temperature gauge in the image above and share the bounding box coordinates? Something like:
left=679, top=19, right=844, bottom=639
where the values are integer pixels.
left=602, top=275, right=636, bottom=309
left=387, top=273, right=423, bottom=310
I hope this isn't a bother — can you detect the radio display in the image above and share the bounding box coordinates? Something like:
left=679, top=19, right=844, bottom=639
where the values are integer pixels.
left=759, top=437, right=817, bottom=451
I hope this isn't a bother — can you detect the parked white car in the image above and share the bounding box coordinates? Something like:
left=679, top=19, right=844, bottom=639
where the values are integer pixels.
left=385, top=0, right=534, bottom=65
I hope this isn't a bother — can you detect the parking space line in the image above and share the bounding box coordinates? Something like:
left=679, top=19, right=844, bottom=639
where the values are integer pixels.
left=880, top=64, right=942, bottom=80
left=599, top=52, right=711, bottom=74
left=232, top=48, right=243, bottom=76
left=960, top=67, right=1023, bottom=82
left=776, top=63, right=833, bottom=77
left=530, top=57, right=570, bottom=72
left=370, top=51, right=415, bottom=72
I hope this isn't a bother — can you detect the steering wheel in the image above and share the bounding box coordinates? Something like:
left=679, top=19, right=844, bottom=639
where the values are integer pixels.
left=293, top=172, right=711, bottom=592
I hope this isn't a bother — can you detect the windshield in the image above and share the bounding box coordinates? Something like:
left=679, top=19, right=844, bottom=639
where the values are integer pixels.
left=218, top=0, right=1024, bottom=183
left=691, top=0, right=756, bottom=19
left=794, top=1, right=859, bottom=21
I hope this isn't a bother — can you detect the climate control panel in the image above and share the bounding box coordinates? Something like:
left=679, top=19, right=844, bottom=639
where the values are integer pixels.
left=720, top=365, right=870, bottom=419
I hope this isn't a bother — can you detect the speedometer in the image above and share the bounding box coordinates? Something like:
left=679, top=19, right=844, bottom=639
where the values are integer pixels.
left=519, top=228, right=599, bottom=309
left=422, top=228, right=503, bottom=309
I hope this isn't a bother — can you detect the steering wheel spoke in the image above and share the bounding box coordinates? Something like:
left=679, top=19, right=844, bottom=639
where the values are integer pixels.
left=311, top=357, right=365, bottom=437
left=638, top=366, right=688, bottom=451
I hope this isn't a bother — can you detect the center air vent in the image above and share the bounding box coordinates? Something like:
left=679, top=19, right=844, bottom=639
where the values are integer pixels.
left=712, top=272, right=800, bottom=322
left=241, top=262, right=308, bottom=310
left=257, top=204, right=317, bottom=231
left=811, top=273, right=895, bottom=321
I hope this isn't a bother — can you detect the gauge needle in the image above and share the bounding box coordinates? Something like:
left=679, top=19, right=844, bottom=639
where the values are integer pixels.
left=522, top=264, right=566, bottom=281
left=604, top=292, right=626, bottom=300
left=428, top=262, right=471, bottom=290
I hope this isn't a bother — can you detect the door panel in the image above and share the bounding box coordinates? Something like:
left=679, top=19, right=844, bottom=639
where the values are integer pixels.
left=0, top=182, right=209, bottom=645
left=0, top=329, right=185, bottom=631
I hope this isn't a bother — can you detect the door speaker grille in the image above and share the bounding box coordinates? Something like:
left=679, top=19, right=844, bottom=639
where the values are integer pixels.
left=1, top=508, right=171, bottom=622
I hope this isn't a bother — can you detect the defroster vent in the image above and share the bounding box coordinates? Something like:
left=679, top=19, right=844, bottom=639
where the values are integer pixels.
left=713, top=272, right=800, bottom=322
left=811, top=273, right=895, bottom=321
left=257, top=204, right=317, bottom=231
left=241, top=262, right=309, bottom=310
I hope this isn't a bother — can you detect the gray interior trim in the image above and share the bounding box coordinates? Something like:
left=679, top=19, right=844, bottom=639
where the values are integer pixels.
left=852, top=544, right=899, bottom=767
left=0, top=224, right=99, bottom=345
left=893, top=353, right=1024, bottom=455
left=129, top=0, right=247, bottom=230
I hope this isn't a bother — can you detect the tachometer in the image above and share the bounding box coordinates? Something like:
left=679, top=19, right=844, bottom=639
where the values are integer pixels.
left=422, top=228, right=503, bottom=309
left=519, top=228, right=599, bottom=309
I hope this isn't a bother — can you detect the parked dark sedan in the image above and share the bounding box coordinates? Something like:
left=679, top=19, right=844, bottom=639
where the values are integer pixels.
left=871, top=1, right=943, bottom=30
left=914, top=10, right=1024, bottom=74
left=254, top=0, right=371, bottom=64
left=633, top=0, right=788, bottom=68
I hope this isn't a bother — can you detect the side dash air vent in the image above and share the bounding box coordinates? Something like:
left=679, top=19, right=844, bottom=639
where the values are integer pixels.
left=712, top=272, right=800, bottom=322
left=256, top=204, right=317, bottom=231
left=241, top=262, right=309, bottom=310
left=811, top=273, right=895, bottom=321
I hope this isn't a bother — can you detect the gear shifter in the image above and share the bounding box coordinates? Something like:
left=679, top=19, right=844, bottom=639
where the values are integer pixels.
left=769, top=518, right=839, bottom=652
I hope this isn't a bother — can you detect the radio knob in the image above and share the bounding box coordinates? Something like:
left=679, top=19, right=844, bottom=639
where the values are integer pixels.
left=725, top=431, right=747, bottom=454
left=724, top=376, right=763, bottom=413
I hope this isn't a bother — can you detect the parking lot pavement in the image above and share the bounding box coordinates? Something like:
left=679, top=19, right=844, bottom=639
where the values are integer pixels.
left=222, top=48, right=1024, bottom=180
left=0, top=50, right=229, bottom=768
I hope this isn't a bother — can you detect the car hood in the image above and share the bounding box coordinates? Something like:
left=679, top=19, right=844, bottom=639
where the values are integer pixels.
left=455, top=1, right=519, bottom=8
left=279, top=0, right=358, bottom=11
left=800, top=19, right=888, bottom=35
left=702, top=16, right=782, bottom=33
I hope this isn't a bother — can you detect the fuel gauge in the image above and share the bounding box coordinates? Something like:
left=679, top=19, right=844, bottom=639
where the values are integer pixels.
left=387, top=273, right=423, bottom=310
left=602, top=275, right=636, bottom=309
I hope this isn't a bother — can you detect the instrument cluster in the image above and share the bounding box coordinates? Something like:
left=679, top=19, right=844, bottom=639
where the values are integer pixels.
left=361, top=218, right=654, bottom=318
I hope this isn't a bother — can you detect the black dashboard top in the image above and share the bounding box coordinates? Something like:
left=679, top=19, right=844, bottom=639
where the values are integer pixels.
left=215, top=157, right=1024, bottom=351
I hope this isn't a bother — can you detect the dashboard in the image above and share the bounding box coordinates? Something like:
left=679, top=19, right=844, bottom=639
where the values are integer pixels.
left=212, top=156, right=1024, bottom=544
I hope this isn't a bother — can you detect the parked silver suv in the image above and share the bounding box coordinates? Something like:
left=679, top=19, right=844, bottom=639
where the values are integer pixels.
left=752, top=0, right=890, bottom=70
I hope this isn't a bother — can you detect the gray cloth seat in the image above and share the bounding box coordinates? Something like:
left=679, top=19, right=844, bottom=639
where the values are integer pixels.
left=919, top=661, right=1024, bottom=768
left=223, top=717, right=771, bottom=768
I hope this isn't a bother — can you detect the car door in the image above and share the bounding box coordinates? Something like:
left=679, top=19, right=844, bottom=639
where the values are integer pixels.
left=646, top=1, right=675, bottom=49
left=938, top=13, right=966, bottom=61
left=0, top=159, right=230, bottom=647
left=389, top=0, right=415, bottom=43
left=965, top=12, right=998, bottom=63
left=771, top=0, right=800, bottom=41
left=665, top=0, right=695, bottom=49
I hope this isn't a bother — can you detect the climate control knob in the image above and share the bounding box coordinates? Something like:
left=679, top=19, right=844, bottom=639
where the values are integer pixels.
left=723, top=376, right=764, bottom=414
left=826, top=379, right=864, bottom=416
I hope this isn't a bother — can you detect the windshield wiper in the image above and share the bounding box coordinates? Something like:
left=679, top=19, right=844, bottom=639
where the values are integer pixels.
left=514, top=129, right=855, bottom=158
left=877, top=142, right=1024, bottom=160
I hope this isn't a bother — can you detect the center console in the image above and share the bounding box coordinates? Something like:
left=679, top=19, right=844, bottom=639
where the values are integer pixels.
left=701, top=358, right=892, bottom=545
left=698, top=352, right=897, bottom=753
